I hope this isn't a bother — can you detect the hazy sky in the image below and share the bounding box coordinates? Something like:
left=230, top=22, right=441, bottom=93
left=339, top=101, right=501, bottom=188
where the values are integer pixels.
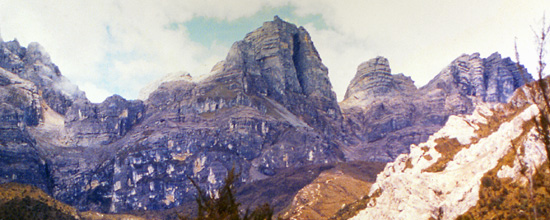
left=0, top=0, right=548, bottom=102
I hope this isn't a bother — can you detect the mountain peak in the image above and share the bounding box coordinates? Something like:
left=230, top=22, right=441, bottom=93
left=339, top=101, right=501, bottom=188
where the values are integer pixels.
left=342, top=56, right=415, bottom=105
left=422, top=52, right=532, bottom=103
left=218, top=16, right=341, bottom=122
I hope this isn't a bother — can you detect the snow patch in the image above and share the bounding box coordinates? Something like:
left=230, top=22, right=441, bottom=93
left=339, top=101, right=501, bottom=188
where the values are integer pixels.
left=194, top=156, right=207, bottom=175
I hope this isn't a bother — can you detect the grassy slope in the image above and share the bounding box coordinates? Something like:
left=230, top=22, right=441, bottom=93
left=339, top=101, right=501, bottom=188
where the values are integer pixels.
left=0, top=183, right=145, bottom=220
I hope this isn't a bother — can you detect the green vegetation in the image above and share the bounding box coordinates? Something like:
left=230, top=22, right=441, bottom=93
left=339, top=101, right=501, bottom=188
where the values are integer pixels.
left=330, top=189, right=382, bottom=220
left=181, top=167, right=274, bottom=220
left=0, top=196, right=77, bottom=220
left=0, top=183, right=79, bottom=220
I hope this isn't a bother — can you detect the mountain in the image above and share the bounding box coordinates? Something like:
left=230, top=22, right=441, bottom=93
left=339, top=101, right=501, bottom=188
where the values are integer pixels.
left=342, top=81, right=549, bottom=219
left=0, top=39, right=87, bottom=195
left=100, top=15, right=346, bottom=213
left=0, top=16, right=346, bottom=214
left=341, top=53, right=532, bottom=162
left=0, top=16, right=537, bottom=219
left=281, top=53, right=533, bottom=219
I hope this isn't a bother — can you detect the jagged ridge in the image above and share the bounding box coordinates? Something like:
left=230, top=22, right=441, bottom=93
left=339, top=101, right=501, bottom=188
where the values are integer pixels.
left=341, top=53, right=532, bottom=162
left=349, top=84, right=547, bottom=219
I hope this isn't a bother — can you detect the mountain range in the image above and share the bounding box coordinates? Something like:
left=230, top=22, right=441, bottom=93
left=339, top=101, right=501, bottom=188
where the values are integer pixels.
left=0, top=16, right=541, bottom=219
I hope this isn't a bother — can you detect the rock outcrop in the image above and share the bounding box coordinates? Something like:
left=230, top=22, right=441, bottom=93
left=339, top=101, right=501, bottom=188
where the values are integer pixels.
left=341, top=53, right=532, bottom=162
left=0, top=40, right=85, bottom=115
left=0, top=67, right=51, bottom=193
left=0, top=39, right=147, bottom=212
left=0, top=17, right=536, bottom=217
left=350, top=84, right=547, bottom=219
left=0, top=17, right=346, bottom=214
left=95, top=16, right=345, bottom=212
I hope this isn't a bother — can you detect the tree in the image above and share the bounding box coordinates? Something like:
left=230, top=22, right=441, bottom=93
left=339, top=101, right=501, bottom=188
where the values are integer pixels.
left=514, top=14, right=550, bottom=220
left=181, top=167, right=274, bottom=220
left=515, top=14, right=550, bottom=169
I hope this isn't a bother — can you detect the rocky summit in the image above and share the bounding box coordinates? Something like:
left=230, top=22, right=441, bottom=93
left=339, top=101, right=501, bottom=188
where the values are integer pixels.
left=0, top=16, right=538, bottom=219
left=341, top=53, right=532, bottom=162
left=0, top=16, right=345, bottom=214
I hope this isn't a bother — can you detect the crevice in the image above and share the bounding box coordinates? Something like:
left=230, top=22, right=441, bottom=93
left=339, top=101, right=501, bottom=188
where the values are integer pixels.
left=293, top=33, right=306, bottom=95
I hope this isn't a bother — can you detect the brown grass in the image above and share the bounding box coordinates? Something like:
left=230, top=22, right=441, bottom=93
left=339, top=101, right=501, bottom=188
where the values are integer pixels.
left=422, top=138, right=465, bottom=173
left=0, top=183, right=79, bottom=219
left=458, top=120, right=550, bottom=220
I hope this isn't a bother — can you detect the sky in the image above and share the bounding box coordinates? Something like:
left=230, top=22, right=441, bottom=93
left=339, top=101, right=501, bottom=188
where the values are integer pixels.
left=0, top=0, right=549, bottom=103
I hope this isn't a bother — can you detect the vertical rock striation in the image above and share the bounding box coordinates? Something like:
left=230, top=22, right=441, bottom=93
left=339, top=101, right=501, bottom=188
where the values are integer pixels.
left=0, top=17, right=536, bottom=217
left=97, top=16, right=345, bottom=213
left=341, top=53, right=531, bottom=162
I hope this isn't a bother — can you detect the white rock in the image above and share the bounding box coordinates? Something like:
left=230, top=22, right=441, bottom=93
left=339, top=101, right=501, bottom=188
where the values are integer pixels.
left=352, top=105, right=543, bottom=220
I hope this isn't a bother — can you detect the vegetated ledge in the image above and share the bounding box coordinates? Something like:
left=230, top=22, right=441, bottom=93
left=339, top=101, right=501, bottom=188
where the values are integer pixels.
left=0, top=183, right=145, bottom=220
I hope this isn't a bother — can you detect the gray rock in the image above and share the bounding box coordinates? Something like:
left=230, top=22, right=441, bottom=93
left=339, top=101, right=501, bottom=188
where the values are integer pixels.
left=0, top=17, right=346, bottom=213
left=0, top=40, right=85, bottom=115
left=0, top=67, right=50, bottom=194
left=341, top=53, right=532, bottom=162
left=0, top=17, right=534, bottom=216
left=94, top=16, right=345, bottom=212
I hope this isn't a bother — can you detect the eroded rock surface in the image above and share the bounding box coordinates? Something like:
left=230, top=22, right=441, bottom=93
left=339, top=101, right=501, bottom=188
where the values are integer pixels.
left=0, top=17, right=346, bottom=213
left=350, top=89, right=547, bottom=219
left=341, top=53, right=532, bottom=162
left=98, top=16, right=345, bottom=212
left=0, top=17, right=535, bottom=217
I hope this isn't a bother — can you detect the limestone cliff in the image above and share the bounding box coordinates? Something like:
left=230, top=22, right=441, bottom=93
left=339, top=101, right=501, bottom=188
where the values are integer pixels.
left=341, top=53, right=532, bottom=162
left=0, top=17, right=537, bottom=218
left=0, top=17, right=346, bottom=214
left=98, top=16, right=345, bottom=212
left=348, top=83, right=548, bottom=219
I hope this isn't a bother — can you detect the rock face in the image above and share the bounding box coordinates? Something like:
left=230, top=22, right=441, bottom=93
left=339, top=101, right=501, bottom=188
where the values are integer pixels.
left=0, top=17, right=535, bottom=217
left=343, top=56, right=415, bottom=101
left=97, top=16, right=344, bottom=212
left=0, top=39, right=146, bottom=212
left=0, top=67, right=51, bottom=193
left=0, top=17, right=345, bottom=214
left=0, top=40, right=85, bottom=115
left=341, top=53, right=532, bottom=162
left=350, top=88, right=547, bottom=219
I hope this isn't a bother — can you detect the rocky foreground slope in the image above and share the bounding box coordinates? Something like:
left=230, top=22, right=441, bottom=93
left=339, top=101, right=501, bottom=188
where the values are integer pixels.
left=347, top=83, right=549, bottom=219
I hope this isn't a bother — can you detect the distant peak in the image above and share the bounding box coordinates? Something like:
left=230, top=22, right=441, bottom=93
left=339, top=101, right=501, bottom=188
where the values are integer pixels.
left=486, top=51, right=502, bottom=61
left=357, top=56, right=390, bottom=75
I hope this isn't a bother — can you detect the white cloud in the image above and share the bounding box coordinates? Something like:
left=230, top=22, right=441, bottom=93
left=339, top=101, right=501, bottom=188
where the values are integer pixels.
left=291, top=0, right=549, bottom=100
left=0, top=0, right=252, bottom=102
left=79, top=82, right=112, bottom=103
left=1, top=0, right=549, bottom=102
